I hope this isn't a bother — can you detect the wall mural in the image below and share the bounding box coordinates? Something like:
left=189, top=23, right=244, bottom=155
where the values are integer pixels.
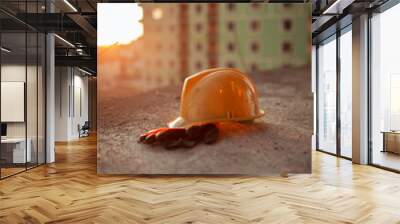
left=97, top=3, right=312, bottom=174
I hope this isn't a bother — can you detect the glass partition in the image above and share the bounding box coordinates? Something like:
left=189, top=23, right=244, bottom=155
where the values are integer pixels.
left=317, top=35, right=337, bottom=154
left=0, top=1, right=46, bottom=179
left=27, top=31, right=38, bottom=169
left=339, top=27, right=352, bottom=158
left=38, top=32, right=45, bottom=165
left=1, top=31, right=28, bottom=177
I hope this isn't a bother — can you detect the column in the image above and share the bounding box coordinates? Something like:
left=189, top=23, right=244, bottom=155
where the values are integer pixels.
left=352, top=14, right=369, bottom=164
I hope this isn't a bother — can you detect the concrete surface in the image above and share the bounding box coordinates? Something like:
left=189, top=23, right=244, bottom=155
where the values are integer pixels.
left=98, top=66, right=312, bottom=174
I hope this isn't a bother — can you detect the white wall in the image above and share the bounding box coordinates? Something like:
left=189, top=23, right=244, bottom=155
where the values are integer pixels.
left=55, top=67, right=89, bottom=141
left=1, top=65, right=38, bottom=138
left=1, top=65, right=26, bottom=138
left=55, top=66, right=70, bottom=141
left=1, top=82, right=25, bottom=122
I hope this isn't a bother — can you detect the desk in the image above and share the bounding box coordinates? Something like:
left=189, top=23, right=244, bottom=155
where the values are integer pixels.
left=1, top=138, right=31, bottom=163
left=382, top=131, right=400, bottom=154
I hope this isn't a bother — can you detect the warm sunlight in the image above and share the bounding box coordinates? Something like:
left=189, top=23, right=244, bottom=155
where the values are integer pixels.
left=97, top=3, right=143, bottom=46
left=152, top=8, right=163, bottom=20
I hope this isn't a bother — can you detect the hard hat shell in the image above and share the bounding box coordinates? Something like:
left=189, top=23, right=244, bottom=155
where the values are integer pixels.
left=168, top=68, right=264, bottom=128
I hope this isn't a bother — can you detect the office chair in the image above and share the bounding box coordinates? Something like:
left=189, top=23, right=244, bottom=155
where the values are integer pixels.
left=79, top=121, right=90, bottom=138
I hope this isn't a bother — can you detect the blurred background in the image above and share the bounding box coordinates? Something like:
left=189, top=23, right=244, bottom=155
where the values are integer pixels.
left=98, top=3, right=311, bottom=96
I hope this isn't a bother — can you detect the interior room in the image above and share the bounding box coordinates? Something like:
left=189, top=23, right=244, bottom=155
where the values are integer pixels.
left=0, top=18, right=46, bottom=178
left=54, top=66, right=91, bottom=142
left=1, top=0, right=400, bottom=223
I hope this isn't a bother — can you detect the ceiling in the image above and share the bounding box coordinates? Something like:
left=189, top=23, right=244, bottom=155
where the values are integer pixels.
left=0, top=0, right=101, bottom=74
left=311, top=0, right=390, bottom=43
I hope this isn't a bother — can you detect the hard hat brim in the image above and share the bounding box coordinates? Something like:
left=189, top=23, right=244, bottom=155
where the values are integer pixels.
left=168, top=109, right=265, bottom=128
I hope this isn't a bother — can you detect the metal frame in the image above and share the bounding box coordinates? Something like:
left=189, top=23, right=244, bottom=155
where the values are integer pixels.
left=367, top=10, right=373, bottom=166
left=315, top=44, right=320, bottom=151
left=0, top=21, right=2, bottom=179
left=25, top=2, right=28, bottom=171
left=316, top=33, right=342, bottom=158
left=315, top=21, right=353, bottom=161
left=336, top=24, right=341, bottom=158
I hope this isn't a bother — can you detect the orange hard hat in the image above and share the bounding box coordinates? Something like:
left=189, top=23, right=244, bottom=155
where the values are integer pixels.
left=168, top=68, right=264, bottom=128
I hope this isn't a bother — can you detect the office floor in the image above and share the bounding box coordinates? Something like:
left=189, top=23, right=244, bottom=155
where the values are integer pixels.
left=0, top=167, right=25, bottom=177
left=372, top=150, right=400, bottom=171
left=0, top=135, right=400, bottom=223
left=1, top=163, right=43, bottom=179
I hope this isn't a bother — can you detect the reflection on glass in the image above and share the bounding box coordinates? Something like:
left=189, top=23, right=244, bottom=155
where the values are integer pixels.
left=1, top=32, right=27, bottom=177
left=38, top=33, right=46, bottom=165
left=27, top=31, right=38, bottom=169
left=0, top=1, right=47, bottom=179
left=371, top=3, right=400, bottom=171
left=317, top=36, right=337, bottom=154
left=340, top=29, right=352, bottom=158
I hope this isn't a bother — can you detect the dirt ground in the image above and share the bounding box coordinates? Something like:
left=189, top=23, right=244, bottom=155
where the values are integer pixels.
left=97, top=66, right=312, bottom=174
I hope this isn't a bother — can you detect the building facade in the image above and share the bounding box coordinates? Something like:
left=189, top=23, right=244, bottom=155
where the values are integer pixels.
left=99, top=3, right=310, bottom=94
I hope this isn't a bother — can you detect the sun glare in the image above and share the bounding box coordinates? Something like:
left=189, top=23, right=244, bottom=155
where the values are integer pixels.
left=98, top=3, right=143, bottom=46
left=152, top=8, right=163, bottom=20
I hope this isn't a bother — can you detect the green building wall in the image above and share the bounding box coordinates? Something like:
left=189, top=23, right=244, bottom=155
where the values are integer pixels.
left=217, top=3, right=311, bottom=72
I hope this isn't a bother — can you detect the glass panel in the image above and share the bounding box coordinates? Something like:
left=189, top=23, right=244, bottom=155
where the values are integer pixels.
left=0, top=1, right=46, bottom=179
left=27, top=30, right=38, bottom=169
left=339, top=28, right=352, bottom=158
left=26, top=0, right=39, bottom=169
left=1, top=31, right=28, bottom=177
left=317, top=36, right=337, bottom=154
left=371, top=4, right=400, bottom=171
left=38, top=32, right=45, bottom=165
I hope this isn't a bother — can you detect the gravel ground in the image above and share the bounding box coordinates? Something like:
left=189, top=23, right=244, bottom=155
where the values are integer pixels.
left=97, top=66, right=312, bottom=175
